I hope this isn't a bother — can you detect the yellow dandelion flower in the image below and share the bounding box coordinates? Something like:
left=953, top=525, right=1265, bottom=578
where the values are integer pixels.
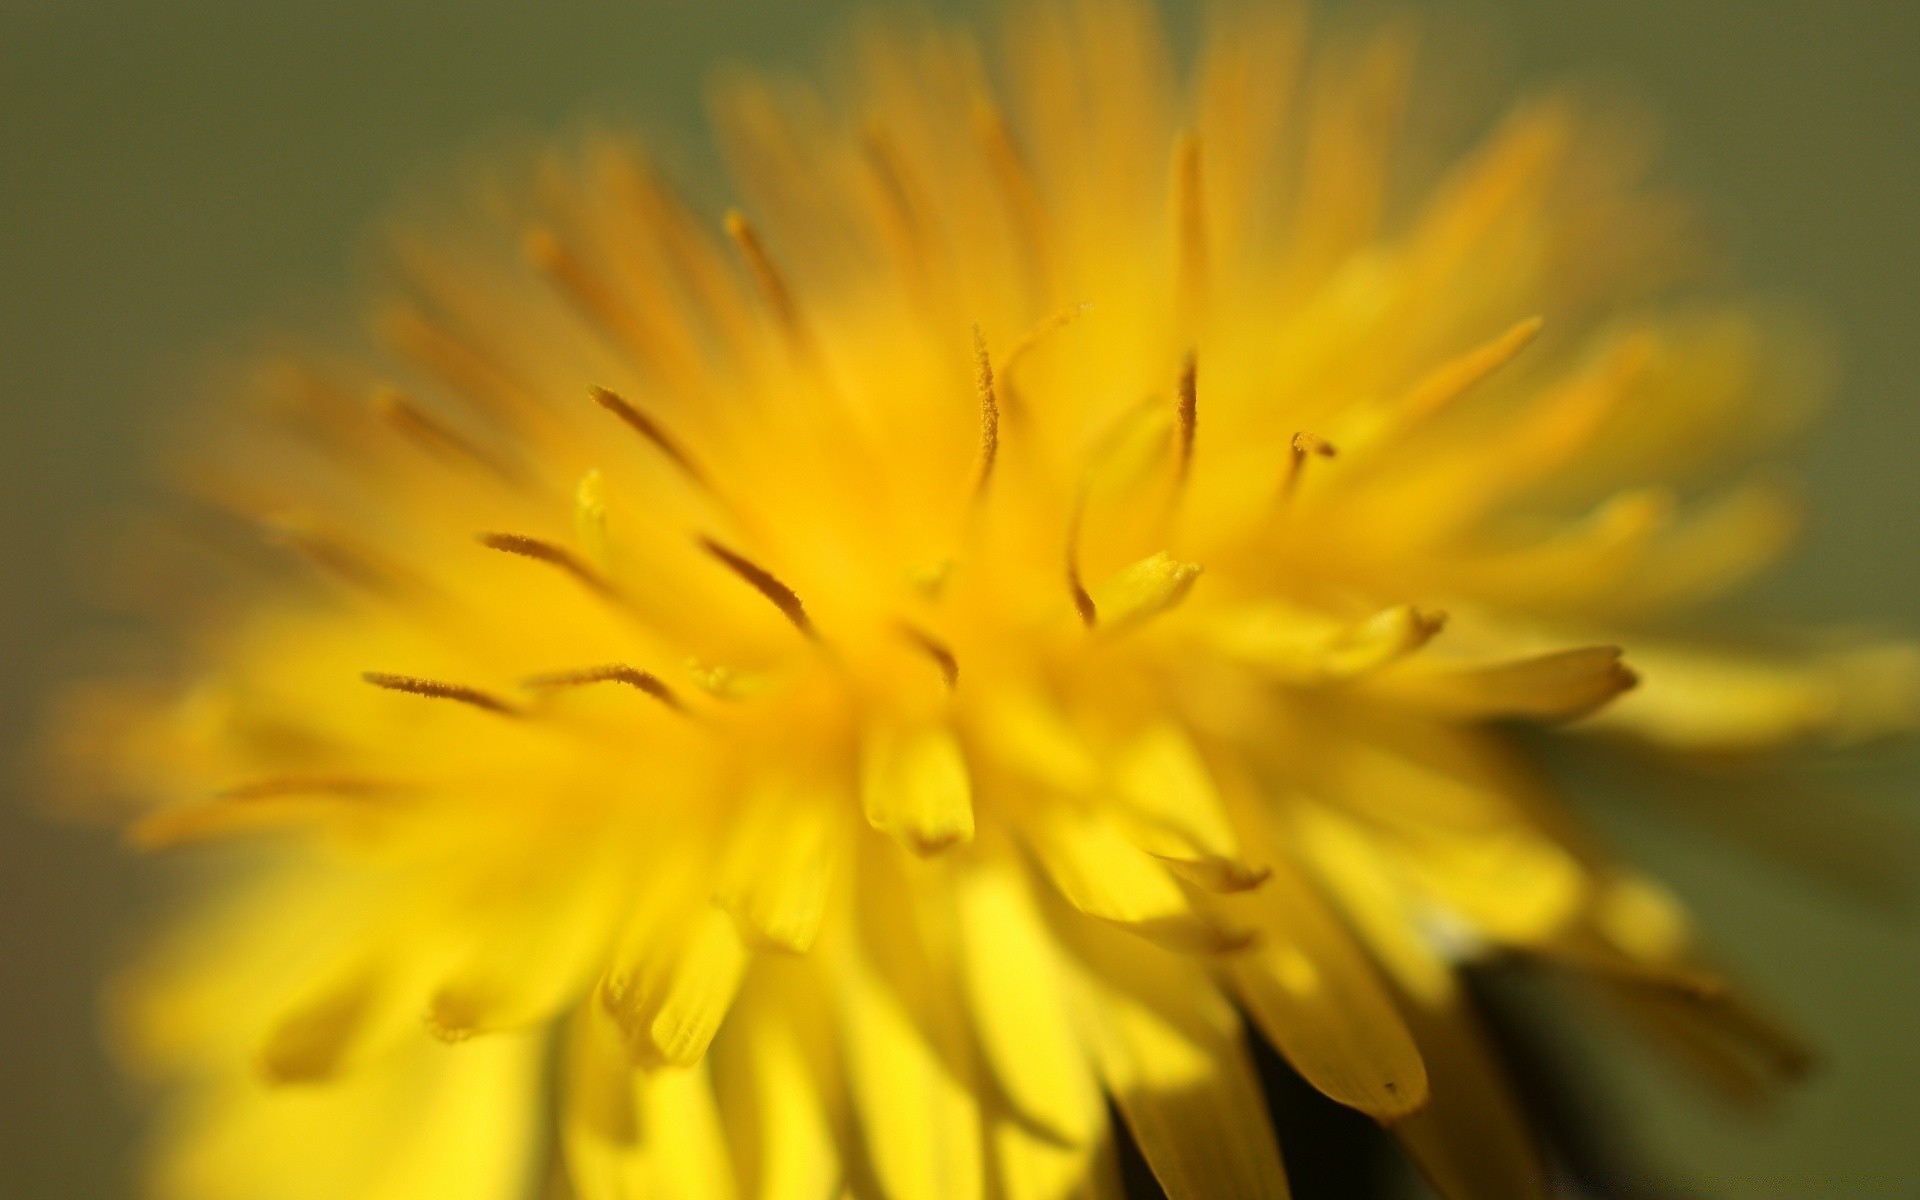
left=63, top=3, right=1917, bottom=1198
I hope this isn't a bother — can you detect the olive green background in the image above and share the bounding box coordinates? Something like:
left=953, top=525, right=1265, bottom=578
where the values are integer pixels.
left=2, top=1, right=1915, bottom=1196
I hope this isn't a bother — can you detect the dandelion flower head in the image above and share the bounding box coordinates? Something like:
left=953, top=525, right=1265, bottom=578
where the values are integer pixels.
left=68, top=3, right=1918, bottom=1198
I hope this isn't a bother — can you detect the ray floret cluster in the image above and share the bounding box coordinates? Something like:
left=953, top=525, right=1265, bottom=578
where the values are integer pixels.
left=65, top=3, right=1916, bottom=1198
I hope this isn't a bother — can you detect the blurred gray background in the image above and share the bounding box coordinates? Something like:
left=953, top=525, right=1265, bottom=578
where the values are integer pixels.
left=2, top=1, right=1914, bottom=1196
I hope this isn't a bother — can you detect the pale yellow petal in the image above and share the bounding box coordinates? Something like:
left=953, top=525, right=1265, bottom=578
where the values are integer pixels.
left=1398, top=828, right=1587, bottom=944
left=1586, top=640, right=1920, bottom=752
left=427, top=854, right=630, bottom=1041
left=971, top=686, right=1100, bottom=794
left=564, top=1002, right=741, bottom=1200
left=729, top=1020, right=841, bottom=1200
left=994, top=1112, right=1126, bottom=1200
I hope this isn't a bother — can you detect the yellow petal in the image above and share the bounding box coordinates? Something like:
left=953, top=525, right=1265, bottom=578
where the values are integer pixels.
left=830, top=844, right=983, bottom=1200
left=602, top=905, right=749, bottom=1068
left=1112, top=724, right=1264, bottom=890
left=711, top=963, right=845, bottom=1200
left=1201, top=601, right=1444, bottom=683
left=1586, top=640, right=1920, bottom=752
left=973, top=686, right=1100, bottom=794
left=1064, top=924, right=1290, bottom=1200
left=728, top=1019, right=841, bottom=1200
left=565, top=1003, right=741, bottom=1200
left=639, top=1058, right=742, bottom=1200
left=1359, top=330, right=1653, bottom=545
left=250, top=894, right=467, bottom=1085
left=1020, top=803, right=1249, bottom=954
left=861, top=723, right=976, bottom=855
left=1090, top=551, right=1202, bottom=632
left=955, top=856, right=1105, bottom=1145
left=1625, top=478, right=1798, bottom=612
left=257, top=969, right=381, bottom=1085
left=427, top=855, right=629, bottom=1041
left=1292, top=807, right=1455, bottom=1006
left=1397, top=828, right=1586, bottom=944
left=1392, top=995, right=1549, bottom=1200
left=1370, top=645, right=1636, bottom=722
left=1604, top=977, right=1812, bottom=1098
left=1219, top=851, right=1429, bottom=1121
left=159, top=1029, right=548, bottom=1200
left=994, top=1109, right=1127, bottom=1200
left=716, top=775, right=841, bottom=953
left=1440, top=489, right=1674, bottom=611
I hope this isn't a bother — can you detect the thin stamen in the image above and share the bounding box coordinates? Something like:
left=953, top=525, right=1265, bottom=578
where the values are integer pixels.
left=724, top=210, right=804, bottom=345
left=1400, top=315, right=1545, bottom=426
left=478, top=532, right=616, bottom=599
left=1175, top=351, right=1199, bottom=487
left=601, top=145, right=759, bottom=352
left=263, top=515, right=411, bottom=598
left=373, top=387, right=516, bottom=482
left=1066, top=488, right=1097, bottom=628
left=524, top=664, right=684, bottom=712
left=362, top=671, right=518, bottom=716
left=699, top=536, right=816, bottom=640
left=527, top=227, right=660, bottom=367
left=998, top=302, right=1093, bottom=415
left=971, top=98, right=1050, bottom=288
left=972, top=325, right=1000, bottom=500
left=897, top=622, right=960, bottom=690
left=379, top=306, right=526, bottom=425
left=864, top=127, right=927, bottom=275
left=216, top=775, right=394, bottom=802
left=589, top=386, right=711, bottom=491
left=1283, top=431, right=1339, bottom=501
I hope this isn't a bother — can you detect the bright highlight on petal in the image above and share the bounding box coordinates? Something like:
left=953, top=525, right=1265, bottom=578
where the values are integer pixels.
left=57, top=2, right=1913, bottom=1198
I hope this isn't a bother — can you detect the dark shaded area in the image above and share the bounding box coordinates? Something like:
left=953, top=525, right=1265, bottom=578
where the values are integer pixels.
left=1251, top=1025, right=1402, bottom=1199
left=1466, top=964, right=1689, bottom=1200
left=1111, top=1099, right=1162, bottom=1200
